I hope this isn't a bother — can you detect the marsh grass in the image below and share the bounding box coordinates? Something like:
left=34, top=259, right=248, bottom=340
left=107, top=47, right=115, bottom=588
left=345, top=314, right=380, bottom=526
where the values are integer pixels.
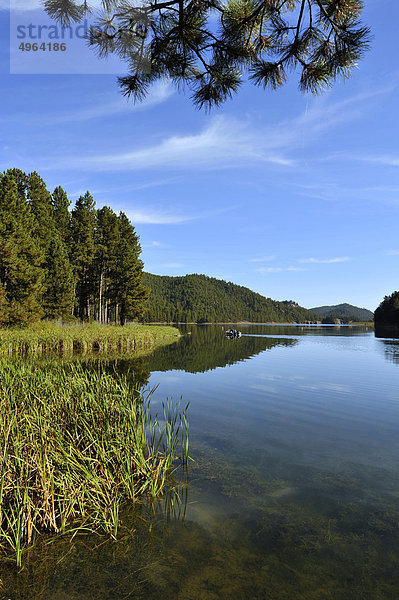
left=0, top=322, right=179, bottom=355
left=0, top=361, right=189, bottom=566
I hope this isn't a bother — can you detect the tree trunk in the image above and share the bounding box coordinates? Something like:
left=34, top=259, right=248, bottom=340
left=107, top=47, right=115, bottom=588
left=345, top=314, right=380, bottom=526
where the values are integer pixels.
left=86, top=276, right=91, bottom=319
left=120, top=304, right=125, bottom=326
left=98, top=269, right=103, bottom=323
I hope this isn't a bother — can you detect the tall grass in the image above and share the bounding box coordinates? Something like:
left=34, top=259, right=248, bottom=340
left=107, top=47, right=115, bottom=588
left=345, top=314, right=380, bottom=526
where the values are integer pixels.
left=0, top=361, right=189, bottom=566
left=0, top=322, right=180, bottom=355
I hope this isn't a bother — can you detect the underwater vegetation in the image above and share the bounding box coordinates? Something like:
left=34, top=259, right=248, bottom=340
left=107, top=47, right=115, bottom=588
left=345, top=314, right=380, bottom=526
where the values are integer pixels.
left=0, top=361, right=189, bottom=567
left=3, top=439, right=399, bottom=599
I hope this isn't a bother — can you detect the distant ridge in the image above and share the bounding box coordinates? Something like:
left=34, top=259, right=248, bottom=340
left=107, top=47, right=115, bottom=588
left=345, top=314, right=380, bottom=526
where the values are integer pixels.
left=143, top=272, right=317, bottom=323
left=310, top=303, right=373, bottom=322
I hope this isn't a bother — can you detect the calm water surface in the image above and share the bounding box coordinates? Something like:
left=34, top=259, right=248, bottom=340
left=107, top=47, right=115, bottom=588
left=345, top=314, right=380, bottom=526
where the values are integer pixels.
left=4, top=325, right=399, bottom=599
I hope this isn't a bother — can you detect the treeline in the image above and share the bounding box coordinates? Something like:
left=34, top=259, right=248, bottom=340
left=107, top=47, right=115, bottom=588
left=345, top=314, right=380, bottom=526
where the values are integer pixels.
left=143, top=273, right=316, bottom=323
left=0, top=169, right=148, bottom=326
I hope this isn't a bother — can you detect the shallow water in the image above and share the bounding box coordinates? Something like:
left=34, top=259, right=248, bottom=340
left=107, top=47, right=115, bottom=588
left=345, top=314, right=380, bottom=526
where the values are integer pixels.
left=3, top=324, right=399, bottom=599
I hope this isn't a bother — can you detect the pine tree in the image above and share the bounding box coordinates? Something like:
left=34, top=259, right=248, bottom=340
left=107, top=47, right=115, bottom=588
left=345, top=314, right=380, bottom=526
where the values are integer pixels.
left=5, top=168, right=29, bottom=199
left=27, top=172, right=56, bottom=254
left=113, top=212, right=149, bottom=325
left=70, top=192, right=96, bottom=320
left=94, top=206, right=121, bottom=323
left=27, top=173, right=76, bottom=319
left=52, top=186, right=71, bottom=247
left=43, top=237, right=75, bottom=319
left=0, top=172, right=44, bottom=325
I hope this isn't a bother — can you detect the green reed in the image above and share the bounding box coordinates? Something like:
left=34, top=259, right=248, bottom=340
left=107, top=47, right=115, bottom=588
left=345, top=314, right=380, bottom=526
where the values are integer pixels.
left=0, top=361, right=189, bottom=566
left=0, top=322, right=180, bottom=355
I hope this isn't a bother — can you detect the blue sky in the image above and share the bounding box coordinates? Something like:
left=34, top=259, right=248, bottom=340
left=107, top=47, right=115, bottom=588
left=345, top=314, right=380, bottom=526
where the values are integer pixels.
left=0, top=0, right=398, bottom=311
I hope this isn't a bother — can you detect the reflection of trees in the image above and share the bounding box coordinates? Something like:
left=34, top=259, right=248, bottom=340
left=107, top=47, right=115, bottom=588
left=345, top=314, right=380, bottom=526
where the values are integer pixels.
left=0, top=325, right=296, bottom=389
left=142, top=325, right=298, bottom=374
left=376, top=338, right=399, bottom=365
left=375, top=328, right=399, bottom=340
left=9, top=325, right=295, bottom=387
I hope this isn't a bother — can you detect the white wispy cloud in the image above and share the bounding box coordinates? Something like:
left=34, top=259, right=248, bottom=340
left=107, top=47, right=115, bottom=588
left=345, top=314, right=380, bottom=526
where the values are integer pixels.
left=297, top=257, right=350, bottom=264
left=46, top=82, right=174, bottom=124
left=48, top=84, right=393, bottom=174
left=300, top=86, right=391, bottom=131
left=124, top=208, right=196, bottom=225
left=68, top=177, right=179, bottom=200
left=254, top=86, right=393, bottom=161
left=1, top=83, right=173, bottom=129
left=256, top=266, right=307, bottom=274
left=121, top=202, right=236, bottom=226
left=361, top=185, right=399, bottom=194
left=387, top=250, right=399, bottom=256
left=249, top=255, right=276, bottom=263
left=295, top=181, right=399, bottom=204
left=324, top=153, right=399, bottom=167
left=58, top=116, right=294, bottom=172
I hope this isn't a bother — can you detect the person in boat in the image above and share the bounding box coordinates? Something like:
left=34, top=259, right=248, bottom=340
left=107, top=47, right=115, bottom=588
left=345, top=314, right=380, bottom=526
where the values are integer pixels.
left=226, top=328, right=241, bottom=337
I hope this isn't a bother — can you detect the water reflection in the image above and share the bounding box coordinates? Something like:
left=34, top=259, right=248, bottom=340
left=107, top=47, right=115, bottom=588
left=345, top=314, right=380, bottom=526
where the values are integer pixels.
left=375, top=326, right=399, bottom=340
left=78, top=325, right=299, bottom=382
left=377, top=338, right=399, bottom=365
left=145, top=325, right=298, bottom=373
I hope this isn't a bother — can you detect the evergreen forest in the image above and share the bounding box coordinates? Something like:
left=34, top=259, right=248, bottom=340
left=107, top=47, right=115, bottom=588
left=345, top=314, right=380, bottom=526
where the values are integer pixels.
left=311, top=303, right=374, bottom=323
left=143, top=272, right=317, bottom=323
left=0, top=169, right=148, bottom=326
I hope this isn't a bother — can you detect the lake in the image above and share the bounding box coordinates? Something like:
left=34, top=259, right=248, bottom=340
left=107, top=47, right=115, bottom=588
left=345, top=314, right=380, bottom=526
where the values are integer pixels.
left=3, top=324, right=399, bottom=599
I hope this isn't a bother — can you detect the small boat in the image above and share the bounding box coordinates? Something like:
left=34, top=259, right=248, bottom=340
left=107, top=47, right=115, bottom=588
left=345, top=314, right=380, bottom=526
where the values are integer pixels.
left=226, top=328, right=241, bottom=338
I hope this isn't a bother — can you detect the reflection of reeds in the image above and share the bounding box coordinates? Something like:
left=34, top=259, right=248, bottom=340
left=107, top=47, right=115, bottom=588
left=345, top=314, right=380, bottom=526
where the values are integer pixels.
left=0, top=322, right=179, bottom=355
left=0, top=362, right=189, bottom=566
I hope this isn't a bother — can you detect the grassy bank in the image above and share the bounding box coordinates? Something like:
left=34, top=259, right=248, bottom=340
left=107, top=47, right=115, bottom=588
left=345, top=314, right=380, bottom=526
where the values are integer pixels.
left=0, top=362, right=189, bottom=566
left=0, top=323, right=179, bottom=355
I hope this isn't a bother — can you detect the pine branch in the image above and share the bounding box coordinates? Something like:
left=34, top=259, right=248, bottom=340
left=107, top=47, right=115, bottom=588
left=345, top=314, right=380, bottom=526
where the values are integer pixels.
left=43, top=0, right=370, bottom=108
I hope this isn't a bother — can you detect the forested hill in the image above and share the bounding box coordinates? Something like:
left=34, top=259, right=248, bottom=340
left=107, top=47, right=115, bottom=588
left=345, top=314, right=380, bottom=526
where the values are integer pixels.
left=143, top=273, right=317, bottom=323
left=310, top=303, right=374, bottom=322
